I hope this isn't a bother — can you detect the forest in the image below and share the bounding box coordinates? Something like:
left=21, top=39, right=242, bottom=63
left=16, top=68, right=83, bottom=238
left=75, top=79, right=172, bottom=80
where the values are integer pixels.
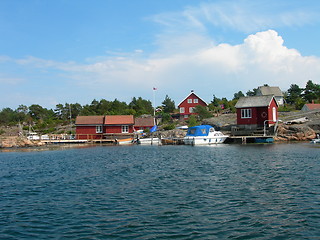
left=0, top=80, right=319, bottom=134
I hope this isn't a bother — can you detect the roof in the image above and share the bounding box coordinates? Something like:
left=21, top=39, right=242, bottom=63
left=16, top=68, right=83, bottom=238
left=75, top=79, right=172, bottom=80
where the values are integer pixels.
left=257, top=86, right=283, bottom=97
left=75, top=116, right=104, bottom=125
left=104, top=115, right=134, bottom=125
left=134, top=117, right=155, bottom=126
left=75, top=115, right=134, bottom=125
left=177, top=91, right=208, bottom=107
left=303, top=103, right=320, bottom=110
left=235, top=95, right=278, bottom=108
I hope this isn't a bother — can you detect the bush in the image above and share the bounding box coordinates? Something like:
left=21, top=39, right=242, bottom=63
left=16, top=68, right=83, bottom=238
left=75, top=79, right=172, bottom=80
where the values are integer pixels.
left=163, top=124, right=176, bottom=130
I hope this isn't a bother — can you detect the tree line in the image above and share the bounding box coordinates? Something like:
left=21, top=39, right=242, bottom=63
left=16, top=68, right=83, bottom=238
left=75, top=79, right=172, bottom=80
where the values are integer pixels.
left=0, top=80, right=319, bottom=131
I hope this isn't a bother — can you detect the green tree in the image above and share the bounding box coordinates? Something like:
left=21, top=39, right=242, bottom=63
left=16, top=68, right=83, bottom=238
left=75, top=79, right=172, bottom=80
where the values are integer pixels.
left=233, top=91, right=245, bottom=100
left=303, top=80, right=320, bottom=103
left=187, top=115, right=199, bottom=127
left=29, top=104, right=50, bottom=121
left=286, top=84, right=303, bottom=104
left=193, top=105, right=212, bottom=120
left=129, top=97, right=153, bottom=116
left=246, top=87, right=258, bottom=96
left=161, top=95, right=175, bottom=113
left=0, top=108, right=15, bottom=125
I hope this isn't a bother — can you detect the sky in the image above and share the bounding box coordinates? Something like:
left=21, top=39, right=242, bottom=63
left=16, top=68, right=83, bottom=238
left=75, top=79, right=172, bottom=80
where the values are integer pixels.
left=1, top=0, right=320, bottom=110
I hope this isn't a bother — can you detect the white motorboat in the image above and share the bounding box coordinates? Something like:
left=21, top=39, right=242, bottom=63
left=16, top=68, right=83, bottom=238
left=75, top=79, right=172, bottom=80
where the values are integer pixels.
left=184, top=125, right=228, bottom=145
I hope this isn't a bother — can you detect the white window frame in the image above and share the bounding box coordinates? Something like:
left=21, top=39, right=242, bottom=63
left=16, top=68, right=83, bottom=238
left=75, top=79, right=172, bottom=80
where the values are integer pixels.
left=241, top=109, right=252, bottom=118
left=121, top=125, right=129, bottom=133
left=180, top=107, right=185, bottom=113
left=194, top=99, right=198, bottom=103
left=96, top=125, right=103, bottom=133
left=187, top=99, right=192, bottom=103
left=189, top=107, right=194, bottom=113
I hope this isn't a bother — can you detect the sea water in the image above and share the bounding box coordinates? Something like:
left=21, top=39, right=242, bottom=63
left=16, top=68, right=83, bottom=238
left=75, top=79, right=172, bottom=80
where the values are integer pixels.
left=0, top=143, right=319, bottom=239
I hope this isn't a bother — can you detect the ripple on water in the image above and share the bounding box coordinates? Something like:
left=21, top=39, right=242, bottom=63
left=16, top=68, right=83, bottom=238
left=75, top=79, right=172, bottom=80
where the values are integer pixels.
left=0, top=144, right=319, bottom=239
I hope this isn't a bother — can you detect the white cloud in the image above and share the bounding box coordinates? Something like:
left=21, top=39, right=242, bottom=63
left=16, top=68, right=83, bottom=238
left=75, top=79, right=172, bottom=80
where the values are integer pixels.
left=152, top=0, right=319, bottom=33
left=9, top=30, right=320, bottom=105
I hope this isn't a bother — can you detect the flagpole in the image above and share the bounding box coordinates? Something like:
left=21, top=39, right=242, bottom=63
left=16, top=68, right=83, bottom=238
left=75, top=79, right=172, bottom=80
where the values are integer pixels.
left=153, top=87, right=156, bottom=117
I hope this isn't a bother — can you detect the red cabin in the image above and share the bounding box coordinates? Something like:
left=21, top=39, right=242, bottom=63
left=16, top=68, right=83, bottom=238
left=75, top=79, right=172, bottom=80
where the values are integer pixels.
left=75, top=115, right=134, bottom=140
left=134, top=117, right=155, bottom=131
left=235, top=95, right=278, bottom=128
left=177, top=91, right=208, bottom=120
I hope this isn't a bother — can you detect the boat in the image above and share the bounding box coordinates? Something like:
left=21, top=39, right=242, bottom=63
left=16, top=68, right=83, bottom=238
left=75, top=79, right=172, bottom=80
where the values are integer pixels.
left=255, top=137, right=274, bottom=143
left=183, top=125, right=228, bottom=145
left=138, top=137, right=161, bottom=145
left=116, top=138, right=135, bottom=145
left=311, top=134, right=320, bottom=144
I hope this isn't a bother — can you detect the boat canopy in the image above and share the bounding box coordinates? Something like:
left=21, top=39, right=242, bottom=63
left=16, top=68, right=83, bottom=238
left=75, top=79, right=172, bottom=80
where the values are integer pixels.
left=186, top=125, right=214, bottom=137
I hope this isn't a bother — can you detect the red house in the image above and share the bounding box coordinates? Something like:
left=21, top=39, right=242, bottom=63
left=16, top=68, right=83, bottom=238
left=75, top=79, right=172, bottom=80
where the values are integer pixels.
left=75, top=115, right=134, bottom=140
left=178, top=91, right=208, bottom=120
left=134, top=117, right=155, bottom=131
left=235, top=95, right=278, bottom=128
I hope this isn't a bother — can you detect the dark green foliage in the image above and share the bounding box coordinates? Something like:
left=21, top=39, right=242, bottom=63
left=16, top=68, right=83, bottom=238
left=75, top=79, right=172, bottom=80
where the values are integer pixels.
left=187, top=115, right=199, bottom=127
left=233, top=91, right=245, bottom=100
left=163, top=123, right=176, bottom=130
left=193, top=105, right=212, bottom=120
left=162, top=95, right=175, bottom=113
left=246, top=88, right=258, bottom=96
left=129, top=97, right=153, bottom=116
left=303, top=80, right=320, bottom=103
left=286, top=84, right=303, bottom=105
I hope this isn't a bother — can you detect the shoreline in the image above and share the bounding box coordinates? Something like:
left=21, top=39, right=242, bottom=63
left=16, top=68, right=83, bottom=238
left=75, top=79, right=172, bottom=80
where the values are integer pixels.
left=0, top=135, right=317, bottom=150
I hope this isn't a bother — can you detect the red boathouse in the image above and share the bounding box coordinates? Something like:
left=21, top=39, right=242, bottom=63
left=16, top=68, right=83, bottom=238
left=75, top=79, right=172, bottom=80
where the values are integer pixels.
left=235, top=95, right=278, bottom=129
left=75, top=115, right=134, bottom=140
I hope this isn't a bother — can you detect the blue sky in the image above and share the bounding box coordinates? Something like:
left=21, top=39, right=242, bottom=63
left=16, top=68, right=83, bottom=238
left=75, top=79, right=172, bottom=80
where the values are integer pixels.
left=1, top=0, right=320, bottom=109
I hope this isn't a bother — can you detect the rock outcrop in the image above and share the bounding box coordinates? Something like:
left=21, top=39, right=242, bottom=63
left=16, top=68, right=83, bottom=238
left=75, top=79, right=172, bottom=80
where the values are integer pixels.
left=0, top=137, right=46, bottom=148
left=274, top=125, right=316, bottom=141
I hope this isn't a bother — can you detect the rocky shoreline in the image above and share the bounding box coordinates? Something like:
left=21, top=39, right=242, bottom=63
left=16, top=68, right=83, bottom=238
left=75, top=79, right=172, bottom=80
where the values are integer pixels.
left=0, top=126, right=318, bottom=149
left=1, top=110, right=319, bottom=149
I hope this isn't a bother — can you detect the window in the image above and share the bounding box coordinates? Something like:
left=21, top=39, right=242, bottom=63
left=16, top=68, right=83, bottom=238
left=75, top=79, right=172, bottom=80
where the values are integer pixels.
left=180, top=107, right=185, bottom=113
left=189, top=107, right=194, bottom=113
left=187, top=99, right=192, bottom=103
left=241, top=109, right=252, bottom=118
left=194, top=99, right=198, bottom=103
left=96, top=125, right=103, bottom=133
left=121, top=125, right=129, bottom=133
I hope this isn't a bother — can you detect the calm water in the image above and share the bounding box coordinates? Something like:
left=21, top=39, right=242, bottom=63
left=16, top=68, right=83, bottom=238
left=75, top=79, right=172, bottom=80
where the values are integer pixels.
left=0, top=143, right=320, bottom=239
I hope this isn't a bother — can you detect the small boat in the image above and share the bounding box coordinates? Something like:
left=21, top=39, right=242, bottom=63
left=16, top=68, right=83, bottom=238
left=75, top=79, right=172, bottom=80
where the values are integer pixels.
left=183, top=125, right=228, bottom=145
left=116, top=138, right=134, bottom=145
left=138, top=137, right=161, bottom=145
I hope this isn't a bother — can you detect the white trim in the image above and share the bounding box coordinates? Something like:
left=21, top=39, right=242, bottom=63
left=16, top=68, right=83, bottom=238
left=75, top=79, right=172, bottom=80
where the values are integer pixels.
left=96, top=125, right=103, bottom=133
left=241, top=109, right=252, bottom=118
left=121, top=125, right=129, bottom=133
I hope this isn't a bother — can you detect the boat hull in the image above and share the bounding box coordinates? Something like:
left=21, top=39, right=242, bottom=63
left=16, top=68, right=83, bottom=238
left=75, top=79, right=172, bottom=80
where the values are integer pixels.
left=184, top=136, right=228, bottom=145
left=138, top=138, right=160, bottom=145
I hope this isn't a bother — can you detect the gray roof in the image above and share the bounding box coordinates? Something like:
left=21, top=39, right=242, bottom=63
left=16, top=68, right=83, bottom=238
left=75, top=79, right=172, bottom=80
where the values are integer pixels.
left=235, top=95, right=277, bottom=108
left=257, top=86, right=283, bottom=97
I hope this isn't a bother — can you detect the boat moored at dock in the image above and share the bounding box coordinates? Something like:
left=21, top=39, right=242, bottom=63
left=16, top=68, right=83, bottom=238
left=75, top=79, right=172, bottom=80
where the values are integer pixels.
left=183, top=125, right=228, bottom=145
